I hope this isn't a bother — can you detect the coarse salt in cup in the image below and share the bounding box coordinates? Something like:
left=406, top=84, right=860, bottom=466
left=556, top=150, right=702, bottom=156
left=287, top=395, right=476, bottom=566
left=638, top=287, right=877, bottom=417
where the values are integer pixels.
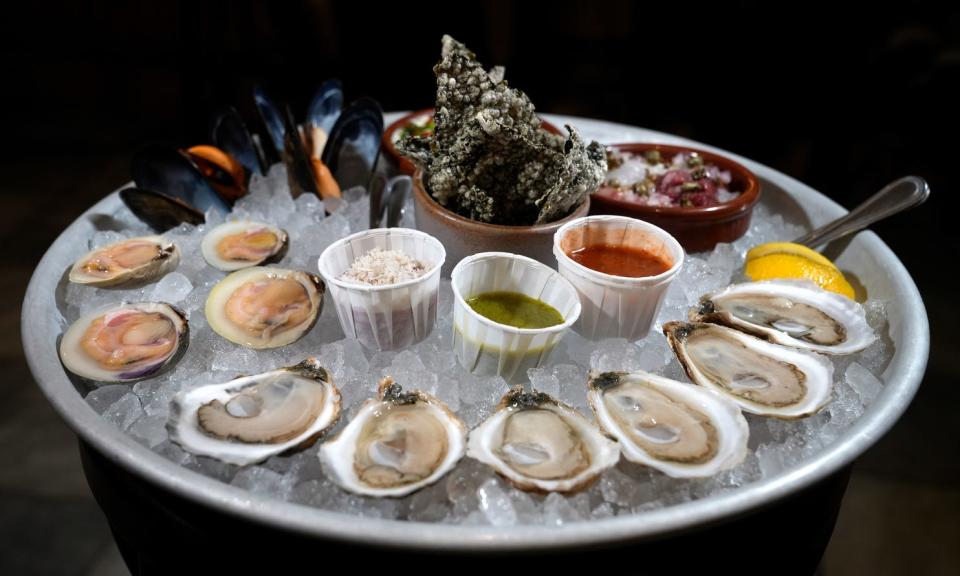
left=553, top=215, right=684, bottom=341
left=318, top=228, right=445, bottom=351
left=450, top=252, right=581, bottom=383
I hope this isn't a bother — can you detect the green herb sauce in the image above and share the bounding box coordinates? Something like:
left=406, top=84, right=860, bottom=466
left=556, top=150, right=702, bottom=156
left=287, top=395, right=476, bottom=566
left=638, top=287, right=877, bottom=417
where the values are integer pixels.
left=466, top=291, right=564, bottom=329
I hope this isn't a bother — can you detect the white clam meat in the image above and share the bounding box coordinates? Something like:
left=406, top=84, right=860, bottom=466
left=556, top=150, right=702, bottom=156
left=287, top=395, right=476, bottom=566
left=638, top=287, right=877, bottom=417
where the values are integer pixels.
left=319, top=377, right=466, bottom=498
left=664, top=321, right=834, bottom=419
left=59, top=301, right=187, bottom=383
left=69, top=235, right=179, bottom=287
left=587, top=370, right=748, bottom=478
left=467, top=386, right=619, bottom=493
left=201, top=221, right=288, bottom=271
left=692, top=280, right=875, bottom=355
left=205, top=266, right=324, bottom=349
left=168, top=358, right=341, bottom=465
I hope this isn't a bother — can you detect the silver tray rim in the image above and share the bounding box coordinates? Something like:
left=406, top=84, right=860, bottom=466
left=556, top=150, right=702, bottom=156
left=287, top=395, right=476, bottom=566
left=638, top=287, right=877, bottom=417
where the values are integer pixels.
left=21, top=113, right=929, bottom=551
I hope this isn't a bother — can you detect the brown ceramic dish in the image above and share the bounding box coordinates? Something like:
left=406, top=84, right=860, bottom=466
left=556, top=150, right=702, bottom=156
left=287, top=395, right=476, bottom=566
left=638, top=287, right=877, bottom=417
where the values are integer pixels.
left=590, top=143, right=761, bottom=252
left=412, top=169, right=590, bottom=277
left=383, top=108, right=564, bottom=175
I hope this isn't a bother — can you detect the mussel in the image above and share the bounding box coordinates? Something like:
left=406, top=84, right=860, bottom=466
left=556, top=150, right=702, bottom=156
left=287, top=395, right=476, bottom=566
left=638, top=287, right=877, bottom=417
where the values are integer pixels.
left=121, top=79, right=383, bottom=232
left=253, top=81, right=383, bottom=200
left=121, top=144, right=230, bottom=232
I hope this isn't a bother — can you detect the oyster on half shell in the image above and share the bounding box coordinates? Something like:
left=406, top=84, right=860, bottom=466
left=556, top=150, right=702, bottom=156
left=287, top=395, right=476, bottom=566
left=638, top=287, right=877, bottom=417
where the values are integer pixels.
left=69, top=235, right=179, bottom=288
left=319, top=377, right=466, bottom=498
left=692, top=280, right=875, bottom=355
left=588, top=370, right=748, bottom=478
left=664, top=321, right=834, bottom=419
left=206, top=266, right=324, bottom=349
left=168, top=358, right=341, bottom=465
left=467, top=386, right=619, bottom=493
left=201, top=221, right=289, bottom=272
left=59, top=301, right=187, bottom=383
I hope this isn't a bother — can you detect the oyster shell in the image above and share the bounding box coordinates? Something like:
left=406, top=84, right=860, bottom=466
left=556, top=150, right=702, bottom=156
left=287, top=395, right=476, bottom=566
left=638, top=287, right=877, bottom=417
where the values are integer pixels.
left=205, top=266, right=324, bottom=349
left=168, top=358, right=341, bottom=465
left=692, top=280, right=875, bottom=355
left=467, top=386, right=619, bottom=493
left=664, top=321, right=833, bottom=419
left=319, top=377, right=466, bottom=497
left=69, top=236, right=179, bottom=287
left=588, top=371, right=748, bottom=478
left=201, top=221, right=288, bottom=271
left=59, top=301, right=187, bottom=383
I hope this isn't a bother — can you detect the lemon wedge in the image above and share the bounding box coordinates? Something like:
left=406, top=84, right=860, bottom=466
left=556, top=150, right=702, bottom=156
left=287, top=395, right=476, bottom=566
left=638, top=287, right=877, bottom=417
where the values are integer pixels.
left=744, top=242, right=855, bottom=299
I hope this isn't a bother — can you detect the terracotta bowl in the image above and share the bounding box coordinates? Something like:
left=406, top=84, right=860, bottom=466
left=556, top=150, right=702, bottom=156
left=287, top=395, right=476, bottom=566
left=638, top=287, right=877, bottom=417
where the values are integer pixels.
left=412, top=169, right=590, bottom=277
left=383, top=108, right=564, bottom=175
left=590, top=143, right=761, bottom=252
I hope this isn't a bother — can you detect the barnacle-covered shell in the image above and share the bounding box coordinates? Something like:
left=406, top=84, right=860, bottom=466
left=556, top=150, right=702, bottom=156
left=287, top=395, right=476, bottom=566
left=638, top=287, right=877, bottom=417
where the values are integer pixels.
left=396, top=35, right=606, bottom=225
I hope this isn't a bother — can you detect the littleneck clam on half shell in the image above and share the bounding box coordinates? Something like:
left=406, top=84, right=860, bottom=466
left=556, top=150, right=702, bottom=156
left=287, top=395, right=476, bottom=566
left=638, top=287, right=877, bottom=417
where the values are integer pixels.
left=468, top=386, right=620, bottom=493
left=588, top=371, right=748, bottom=478
left=664, top=321, right=834, bottom=419
left=206, top=266, right=324, bottom=349
left=168, top=358, right=341, bottom=465
left=69, top=236, right=179, bottom=287
left=201, top=221, right=289, bottom=272
left=59, top=301, right=188, bottom=383
left=691, top=280, right=876, bottom=355
left=319, top=377, right=466, bottom=498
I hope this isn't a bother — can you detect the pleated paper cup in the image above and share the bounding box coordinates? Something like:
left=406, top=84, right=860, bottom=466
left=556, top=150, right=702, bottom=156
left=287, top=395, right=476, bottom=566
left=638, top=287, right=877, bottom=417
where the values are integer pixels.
left=553, top=215, right=684, bottom=341
left=450, top=252, right=581, bottom=383
left=318, top=228, right=445, bottom=351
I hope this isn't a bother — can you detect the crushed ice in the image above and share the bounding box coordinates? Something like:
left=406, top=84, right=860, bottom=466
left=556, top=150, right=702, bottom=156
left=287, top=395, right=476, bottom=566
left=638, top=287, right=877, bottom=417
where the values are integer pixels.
left=59, top=163, right=893, bottom=526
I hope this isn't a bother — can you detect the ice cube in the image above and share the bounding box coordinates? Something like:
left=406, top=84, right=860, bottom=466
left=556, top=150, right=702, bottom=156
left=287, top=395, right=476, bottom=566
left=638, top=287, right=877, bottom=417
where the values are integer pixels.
left=543, top=492, right=584, bottom=526
left=102, top=393, right=144, bottom=431
left=128, top=414, right=169, bottom=448
left=590, top=339, right=644, bottom=373
left=90, top=230, right=125, bottom=250
left=845, top=362, right=884, bottom=406
left=527, top=367, right=560, bottom=397
left=231, top=467, right=288, bottom=498
left=476, top=478, right=517, bottom=526
left=85, top=385, right=132, bottom=414
left=150, top=272, right=193, bottom=303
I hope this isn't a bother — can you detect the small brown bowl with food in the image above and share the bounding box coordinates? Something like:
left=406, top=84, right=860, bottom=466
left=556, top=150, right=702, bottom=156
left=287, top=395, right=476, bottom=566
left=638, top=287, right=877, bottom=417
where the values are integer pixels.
left=412, top=169, right=590, bottom=277
left=590, top=143, right=761, bottom=252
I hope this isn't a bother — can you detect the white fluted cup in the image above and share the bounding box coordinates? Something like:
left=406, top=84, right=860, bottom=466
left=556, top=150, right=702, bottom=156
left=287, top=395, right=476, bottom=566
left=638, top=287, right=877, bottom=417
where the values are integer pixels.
left=553, top=215, right=684, bottom=341
left=450, top=252, right=581, bottom=383
left=318, top=228, right=445, bottom=351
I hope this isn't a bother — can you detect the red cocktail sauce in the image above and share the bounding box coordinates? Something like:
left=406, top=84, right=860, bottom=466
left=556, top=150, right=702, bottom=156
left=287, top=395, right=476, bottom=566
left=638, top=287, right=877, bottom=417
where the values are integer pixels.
left=567, top=244, right=673, bottom=278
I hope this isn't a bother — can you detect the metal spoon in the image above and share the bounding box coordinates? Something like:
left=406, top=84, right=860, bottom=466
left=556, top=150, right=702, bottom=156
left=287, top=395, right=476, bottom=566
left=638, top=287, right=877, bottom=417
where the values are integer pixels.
left=368, top=174, right=387, bottom=228
left=385, top=176, right=411, bottom=227
left=368, top=175, right=412, bottom=228
left=793, top=176, right=930, bottom=247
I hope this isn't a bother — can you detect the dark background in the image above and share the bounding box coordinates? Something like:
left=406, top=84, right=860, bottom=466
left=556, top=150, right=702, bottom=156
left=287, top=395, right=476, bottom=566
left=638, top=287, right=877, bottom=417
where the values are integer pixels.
left=2, top=2, right=958, bottom=574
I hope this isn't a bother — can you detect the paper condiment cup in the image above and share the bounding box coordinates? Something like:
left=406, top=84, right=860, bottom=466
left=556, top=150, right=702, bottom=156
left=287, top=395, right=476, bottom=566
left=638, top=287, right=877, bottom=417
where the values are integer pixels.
left=450, top=252, right=581, bottom=382
left=318, top=228, right=445, bottom=351
left=553, top=215, right=684, bottom=341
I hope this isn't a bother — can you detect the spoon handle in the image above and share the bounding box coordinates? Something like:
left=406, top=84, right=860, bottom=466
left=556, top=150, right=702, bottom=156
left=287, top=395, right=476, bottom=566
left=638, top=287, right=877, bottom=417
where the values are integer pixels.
left=793, top=176, right=930, bottom=248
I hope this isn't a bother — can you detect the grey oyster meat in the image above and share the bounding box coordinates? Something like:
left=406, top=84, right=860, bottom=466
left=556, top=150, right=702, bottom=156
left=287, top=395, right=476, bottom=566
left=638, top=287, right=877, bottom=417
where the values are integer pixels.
left=397, top=35, right=607, bottom=226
